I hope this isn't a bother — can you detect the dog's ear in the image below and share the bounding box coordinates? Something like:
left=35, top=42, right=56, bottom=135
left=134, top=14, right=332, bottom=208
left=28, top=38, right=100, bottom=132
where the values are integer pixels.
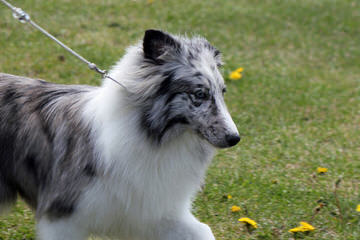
left=143, top=29, right=179, bottom=63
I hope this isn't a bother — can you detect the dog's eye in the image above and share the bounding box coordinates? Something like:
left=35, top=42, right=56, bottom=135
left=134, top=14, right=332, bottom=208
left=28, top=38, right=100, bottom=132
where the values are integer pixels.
left=222, top=87, right=227, bottom=94
left=194, top=89, right=209, bottom=100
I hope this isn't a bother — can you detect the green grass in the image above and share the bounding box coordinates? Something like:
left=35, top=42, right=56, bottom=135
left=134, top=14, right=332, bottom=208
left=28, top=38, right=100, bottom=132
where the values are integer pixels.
left=0, top=0, right=359, bottom=239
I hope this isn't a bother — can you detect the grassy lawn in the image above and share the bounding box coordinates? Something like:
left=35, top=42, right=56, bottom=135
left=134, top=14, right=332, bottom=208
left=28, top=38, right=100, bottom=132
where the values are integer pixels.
left=0, top=0, right=359, bottom=239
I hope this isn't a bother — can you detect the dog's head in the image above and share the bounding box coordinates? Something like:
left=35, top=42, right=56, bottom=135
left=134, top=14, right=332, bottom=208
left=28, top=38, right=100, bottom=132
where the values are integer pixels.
left=127, top=30, right=240, bottom=148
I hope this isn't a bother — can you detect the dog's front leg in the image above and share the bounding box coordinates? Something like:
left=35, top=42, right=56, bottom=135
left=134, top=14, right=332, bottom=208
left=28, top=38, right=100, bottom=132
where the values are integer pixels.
left=156, top=213, right=215, bottom=240
left=37, top=217, right=88, bottom=240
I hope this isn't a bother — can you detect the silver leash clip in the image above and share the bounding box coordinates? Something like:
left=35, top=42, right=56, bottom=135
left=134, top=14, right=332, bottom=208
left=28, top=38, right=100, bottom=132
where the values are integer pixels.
left=88, top=62, right=127, bottom=89
left=12, top=7, right=30, bottom=23
left=88, top=63, right=107, bottom=75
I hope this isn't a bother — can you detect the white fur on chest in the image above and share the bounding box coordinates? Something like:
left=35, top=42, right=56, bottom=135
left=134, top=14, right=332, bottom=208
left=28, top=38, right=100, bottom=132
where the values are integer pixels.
left=79, top=85, right=215, bottom=238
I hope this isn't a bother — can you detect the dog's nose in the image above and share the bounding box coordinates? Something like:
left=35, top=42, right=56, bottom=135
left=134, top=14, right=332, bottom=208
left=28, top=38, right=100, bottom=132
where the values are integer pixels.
left=226, top=134, right=241, bottom=147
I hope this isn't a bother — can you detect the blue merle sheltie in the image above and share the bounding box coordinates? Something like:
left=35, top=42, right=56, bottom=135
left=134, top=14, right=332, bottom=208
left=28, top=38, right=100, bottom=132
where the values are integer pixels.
left=0, top=30, right=240, bottom=240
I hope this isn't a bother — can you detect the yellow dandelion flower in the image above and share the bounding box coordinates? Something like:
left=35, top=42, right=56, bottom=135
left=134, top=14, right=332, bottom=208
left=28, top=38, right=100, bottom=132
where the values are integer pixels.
left=317, top=167, right=328, bottom=174
left=289, top=227, right=304, bottom=233
left=229, top=71, right=242, bottom=80
left=235, top=67, right=244, bottom=73
left=289, top=222, right=315, bottom=233
left=300, top=222, right=315, bottom=230
left=238, top=217, right=258, bottom=228
left=231, top=205, right=241, bottom=212
left=227, top=195, right=232, bottom=199
left=356, top=204, right=360, bottom=212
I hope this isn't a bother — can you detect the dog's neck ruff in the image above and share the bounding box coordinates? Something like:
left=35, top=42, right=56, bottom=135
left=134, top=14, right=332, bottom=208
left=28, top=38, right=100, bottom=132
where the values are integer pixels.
left=82, top=77, right=215, bottom=230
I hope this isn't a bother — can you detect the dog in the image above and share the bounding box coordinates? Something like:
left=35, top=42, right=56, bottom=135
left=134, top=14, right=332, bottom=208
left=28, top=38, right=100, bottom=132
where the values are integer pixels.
left=0, top=29, right=240, bottom=240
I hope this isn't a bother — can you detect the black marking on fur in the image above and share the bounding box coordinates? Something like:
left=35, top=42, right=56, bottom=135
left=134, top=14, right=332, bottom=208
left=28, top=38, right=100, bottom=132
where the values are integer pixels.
left=160, top=116, right=189, bottom=139
left=47, top=197, right=75, bottom=219
left=25, top=155, right=39, bottom=184
left=210, top=97, right=218, bottom=115
left=140, top=70, right=196, bottom=143
left=83, top=163, right=96, bottom=177
left=157, top=71, right=176, bottom=96
left=188, top=51, right=195, bottom=61
left=193, top=72, right=202, bottom=78
left=3, top=85, right=18, bottom=102
left=143, top=29, right=180, bottom=64
left=214, top=49, right=221, bottom=57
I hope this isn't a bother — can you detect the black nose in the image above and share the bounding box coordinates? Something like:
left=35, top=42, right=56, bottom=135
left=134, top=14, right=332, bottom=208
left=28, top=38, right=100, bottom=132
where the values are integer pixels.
left=226, top=134, right=241, bottom=147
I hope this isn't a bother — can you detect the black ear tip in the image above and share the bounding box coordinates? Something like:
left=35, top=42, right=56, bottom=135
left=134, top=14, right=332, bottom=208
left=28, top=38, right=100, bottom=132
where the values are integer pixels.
left=145, top=29, right=161, bottom=34
left=143, top=29, right=179, bottom=62
left=144, top=29, right=165, bottom=39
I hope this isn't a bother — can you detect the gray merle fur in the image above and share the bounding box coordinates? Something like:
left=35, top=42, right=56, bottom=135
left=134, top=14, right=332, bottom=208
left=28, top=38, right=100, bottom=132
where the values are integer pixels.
left=0, top=73, right=98, bottom=219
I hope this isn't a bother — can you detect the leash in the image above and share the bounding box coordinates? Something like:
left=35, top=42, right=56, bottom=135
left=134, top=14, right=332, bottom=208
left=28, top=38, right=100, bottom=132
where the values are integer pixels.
left=0, top=0, right=128, bottom=90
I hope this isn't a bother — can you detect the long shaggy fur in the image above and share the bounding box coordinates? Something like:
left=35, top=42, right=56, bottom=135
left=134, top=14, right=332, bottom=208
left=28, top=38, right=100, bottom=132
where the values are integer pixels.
left=0, top=30, right=239, bottom=240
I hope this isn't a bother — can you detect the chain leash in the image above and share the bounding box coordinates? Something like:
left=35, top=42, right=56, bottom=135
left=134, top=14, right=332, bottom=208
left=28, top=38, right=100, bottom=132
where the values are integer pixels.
left=0, top=0, right=128, bottom=90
